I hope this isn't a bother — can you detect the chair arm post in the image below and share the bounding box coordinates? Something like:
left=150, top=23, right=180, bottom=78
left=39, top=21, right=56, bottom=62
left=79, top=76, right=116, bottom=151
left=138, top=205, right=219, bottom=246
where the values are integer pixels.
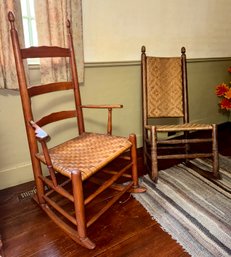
left=107, top=108, right=112, bottom=135
left=81, top=105, right=123, bottom=135
left=40, top=140, right=58, bottom=187
left=29, top=121, right=57, bottom=187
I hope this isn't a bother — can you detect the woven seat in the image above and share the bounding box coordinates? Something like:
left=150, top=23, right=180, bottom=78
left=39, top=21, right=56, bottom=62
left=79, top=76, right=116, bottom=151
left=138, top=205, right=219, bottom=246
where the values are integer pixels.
left=155, top=123, right=213, bottom=132
left=141, top=46, right=220, bottom=182
left=8, top=11, right=145, bottom=250
left=37, top=132, right=132, bottom=180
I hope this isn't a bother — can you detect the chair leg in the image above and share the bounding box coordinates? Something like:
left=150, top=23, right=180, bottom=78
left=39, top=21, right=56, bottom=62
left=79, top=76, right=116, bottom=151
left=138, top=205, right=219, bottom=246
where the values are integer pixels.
left=184, top=131, right=190, bottom=165
left=129, top=134, right=138, bottom=187
left=129, top=134, right=146, bottom=193
left=32, top=156, right=46, bottom=204
left=143, top=130, right=149, bottom=174
left=71, top=170, right=96, bottom=249
left=151, top=126, right=158, bottom=182
left=212, top=124, right=220, bottom=179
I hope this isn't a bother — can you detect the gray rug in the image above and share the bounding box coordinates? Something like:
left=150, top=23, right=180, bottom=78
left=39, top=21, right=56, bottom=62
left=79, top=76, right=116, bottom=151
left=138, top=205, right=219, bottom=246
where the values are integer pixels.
left=133, top=155, right=231, bottom=257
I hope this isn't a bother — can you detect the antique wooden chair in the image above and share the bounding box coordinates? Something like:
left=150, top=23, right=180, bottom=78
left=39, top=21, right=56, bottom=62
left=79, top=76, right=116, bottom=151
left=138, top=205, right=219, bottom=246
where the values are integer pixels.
left=141, top=46, right=220, bottom=182
left=8, top=11, right=145, bottom=249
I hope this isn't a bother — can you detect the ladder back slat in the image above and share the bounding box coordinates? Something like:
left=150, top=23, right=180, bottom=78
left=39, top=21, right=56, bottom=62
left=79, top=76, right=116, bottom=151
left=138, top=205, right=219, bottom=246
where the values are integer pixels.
left=36, top=111, right=77, bottom=127
left=21, top=46, right=70, bottom=59
left=28, top=82, right=73, bottom=97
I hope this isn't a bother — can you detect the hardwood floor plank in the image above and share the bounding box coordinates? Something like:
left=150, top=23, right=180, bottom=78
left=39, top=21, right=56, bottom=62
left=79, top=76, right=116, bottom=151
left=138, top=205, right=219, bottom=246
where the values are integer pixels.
left=96, top=225, right=190, bottom=257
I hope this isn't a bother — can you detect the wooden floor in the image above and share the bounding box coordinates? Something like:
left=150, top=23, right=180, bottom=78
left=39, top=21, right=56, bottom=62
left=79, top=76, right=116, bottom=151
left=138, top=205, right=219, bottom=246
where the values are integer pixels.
left=0, top=123, right=230, bottom=257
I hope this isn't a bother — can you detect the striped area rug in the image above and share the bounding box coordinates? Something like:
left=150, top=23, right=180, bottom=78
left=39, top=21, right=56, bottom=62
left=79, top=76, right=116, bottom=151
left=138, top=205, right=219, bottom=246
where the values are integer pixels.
left=133, top=155, right=231, bottom=257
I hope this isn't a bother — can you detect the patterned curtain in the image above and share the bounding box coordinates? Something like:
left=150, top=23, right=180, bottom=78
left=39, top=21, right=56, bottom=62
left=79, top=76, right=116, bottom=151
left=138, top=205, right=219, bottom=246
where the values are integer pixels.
left=34, top=0, right=84, bottom=84
left=0, top=1, right=24, bottom=89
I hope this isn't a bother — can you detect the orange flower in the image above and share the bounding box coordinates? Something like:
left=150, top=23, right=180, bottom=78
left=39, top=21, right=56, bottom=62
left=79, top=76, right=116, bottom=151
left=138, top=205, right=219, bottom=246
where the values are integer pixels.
left=225, top=88, right=231, bottom=99
left=215, top=67, right=231, bottom=112
left=215, top=83, right=229, bottom=96
left=220, top=98, right=231, bottom=110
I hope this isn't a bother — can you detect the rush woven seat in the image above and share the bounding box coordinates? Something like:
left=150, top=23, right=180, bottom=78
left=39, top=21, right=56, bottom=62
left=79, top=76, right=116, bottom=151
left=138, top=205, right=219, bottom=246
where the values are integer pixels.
left=141, top=46, right=220, bottom=182
left=36, top=132, right=132, bottom=180
left=8, top=11, right=145, bottom=250
left=153, top=123, right=214, bottom=132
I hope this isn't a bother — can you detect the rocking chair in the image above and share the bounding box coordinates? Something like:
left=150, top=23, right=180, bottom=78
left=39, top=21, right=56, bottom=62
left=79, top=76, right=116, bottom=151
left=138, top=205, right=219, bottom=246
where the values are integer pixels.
left=8, top=11, right=145, bottom=249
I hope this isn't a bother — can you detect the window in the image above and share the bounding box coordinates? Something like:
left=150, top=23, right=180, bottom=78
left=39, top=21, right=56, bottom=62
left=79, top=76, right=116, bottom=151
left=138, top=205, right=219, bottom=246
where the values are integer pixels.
left=20, top=0, right=38, bottom=47
left=20, top=0, right=39, bottom=64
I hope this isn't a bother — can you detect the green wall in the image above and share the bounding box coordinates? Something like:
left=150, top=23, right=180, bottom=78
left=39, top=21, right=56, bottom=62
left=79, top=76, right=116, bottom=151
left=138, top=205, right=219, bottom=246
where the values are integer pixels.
left=187, top=58, right=231, bottom=123
left=0, top=58, right=230, bottom=189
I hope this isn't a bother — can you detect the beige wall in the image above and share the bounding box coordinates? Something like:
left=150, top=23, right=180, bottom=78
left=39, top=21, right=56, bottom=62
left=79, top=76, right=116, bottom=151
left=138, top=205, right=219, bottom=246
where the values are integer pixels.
left=82, top=0, right=231, bottom=62
left=0, top=58, right=230, bottom=189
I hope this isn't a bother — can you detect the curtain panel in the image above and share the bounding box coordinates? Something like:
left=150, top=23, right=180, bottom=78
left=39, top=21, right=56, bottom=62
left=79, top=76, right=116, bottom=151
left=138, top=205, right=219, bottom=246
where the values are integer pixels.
left=0, top=0, right=24, bottom=89
left=0, top=0, right=84, bottom=89
left=34, top=0, right=84, bottom=84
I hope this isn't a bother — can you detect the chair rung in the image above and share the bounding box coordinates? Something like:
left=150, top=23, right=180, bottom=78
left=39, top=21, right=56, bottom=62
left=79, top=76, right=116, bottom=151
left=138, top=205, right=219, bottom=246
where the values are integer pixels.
left=157, top=138, right=213, bottom=144
left=39, top=175, right=74, bottom=202
left=43, top=195, right=77, bottom=225
left=89, top=177, right=130, bottom=191
left=46, top=178, right=71, bottom=197
left=86, top=181, right=133, bottom=228
left=158, top=145, right=185, bottom=150
left=102, top=169, right=132, bottom=178
left=84, top=162, right=132, bottom=205
left=157, top=153, right=213, bottom=160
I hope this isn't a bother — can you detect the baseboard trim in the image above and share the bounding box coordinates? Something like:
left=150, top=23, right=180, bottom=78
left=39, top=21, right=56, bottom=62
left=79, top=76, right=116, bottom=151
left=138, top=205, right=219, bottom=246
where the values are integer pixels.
left=217, top=121, right=231, bottom=130
left=0, top=163, right=34, bottom=190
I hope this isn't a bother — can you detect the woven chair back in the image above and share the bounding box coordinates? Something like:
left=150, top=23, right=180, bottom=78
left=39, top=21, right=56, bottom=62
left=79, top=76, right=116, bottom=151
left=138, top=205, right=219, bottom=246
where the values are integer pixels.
left=146, top=57, right=184, bottom=118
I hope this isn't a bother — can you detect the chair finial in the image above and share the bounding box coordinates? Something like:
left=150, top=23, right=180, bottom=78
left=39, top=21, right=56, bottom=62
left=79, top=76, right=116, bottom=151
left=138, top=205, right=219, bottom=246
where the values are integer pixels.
left=181, top=47, right=186, bottom=54
left=67, top=19, right=71, bottom=33
left=8, top=11, right=15, bottom=29
left=141, top=45, right=146, bottom=54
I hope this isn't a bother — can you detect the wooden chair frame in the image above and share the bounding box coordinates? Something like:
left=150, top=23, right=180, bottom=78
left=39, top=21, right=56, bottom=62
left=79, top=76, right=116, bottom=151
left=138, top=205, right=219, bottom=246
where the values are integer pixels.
left=141, top=45, right=220, bottom=182
left=8, top=11, right=145, bottom=249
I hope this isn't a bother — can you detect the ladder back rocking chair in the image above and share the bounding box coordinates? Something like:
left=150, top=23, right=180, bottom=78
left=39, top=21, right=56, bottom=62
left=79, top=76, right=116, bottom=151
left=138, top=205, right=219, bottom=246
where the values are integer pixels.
left=8, top=11, right=145, bottom=249
left=141, top=46, right=220, bottom=182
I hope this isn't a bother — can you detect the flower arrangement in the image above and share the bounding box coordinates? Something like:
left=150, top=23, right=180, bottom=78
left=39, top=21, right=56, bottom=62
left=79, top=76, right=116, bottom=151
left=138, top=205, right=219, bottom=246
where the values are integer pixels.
left=215, top=67, right=231, bottom=111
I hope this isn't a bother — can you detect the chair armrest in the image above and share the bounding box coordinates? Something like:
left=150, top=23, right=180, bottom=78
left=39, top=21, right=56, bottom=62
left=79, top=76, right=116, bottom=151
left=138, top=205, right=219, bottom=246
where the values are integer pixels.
left=81, top=104, right=123, bottom=135
left=29, top=120, right=50, bottom=141
left=81, top=104, right=123, bottom=109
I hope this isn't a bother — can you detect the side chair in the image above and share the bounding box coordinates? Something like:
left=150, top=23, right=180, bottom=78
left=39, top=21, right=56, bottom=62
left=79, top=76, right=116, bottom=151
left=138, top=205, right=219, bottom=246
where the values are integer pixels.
left=141, top=45, right=220, bottom=182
